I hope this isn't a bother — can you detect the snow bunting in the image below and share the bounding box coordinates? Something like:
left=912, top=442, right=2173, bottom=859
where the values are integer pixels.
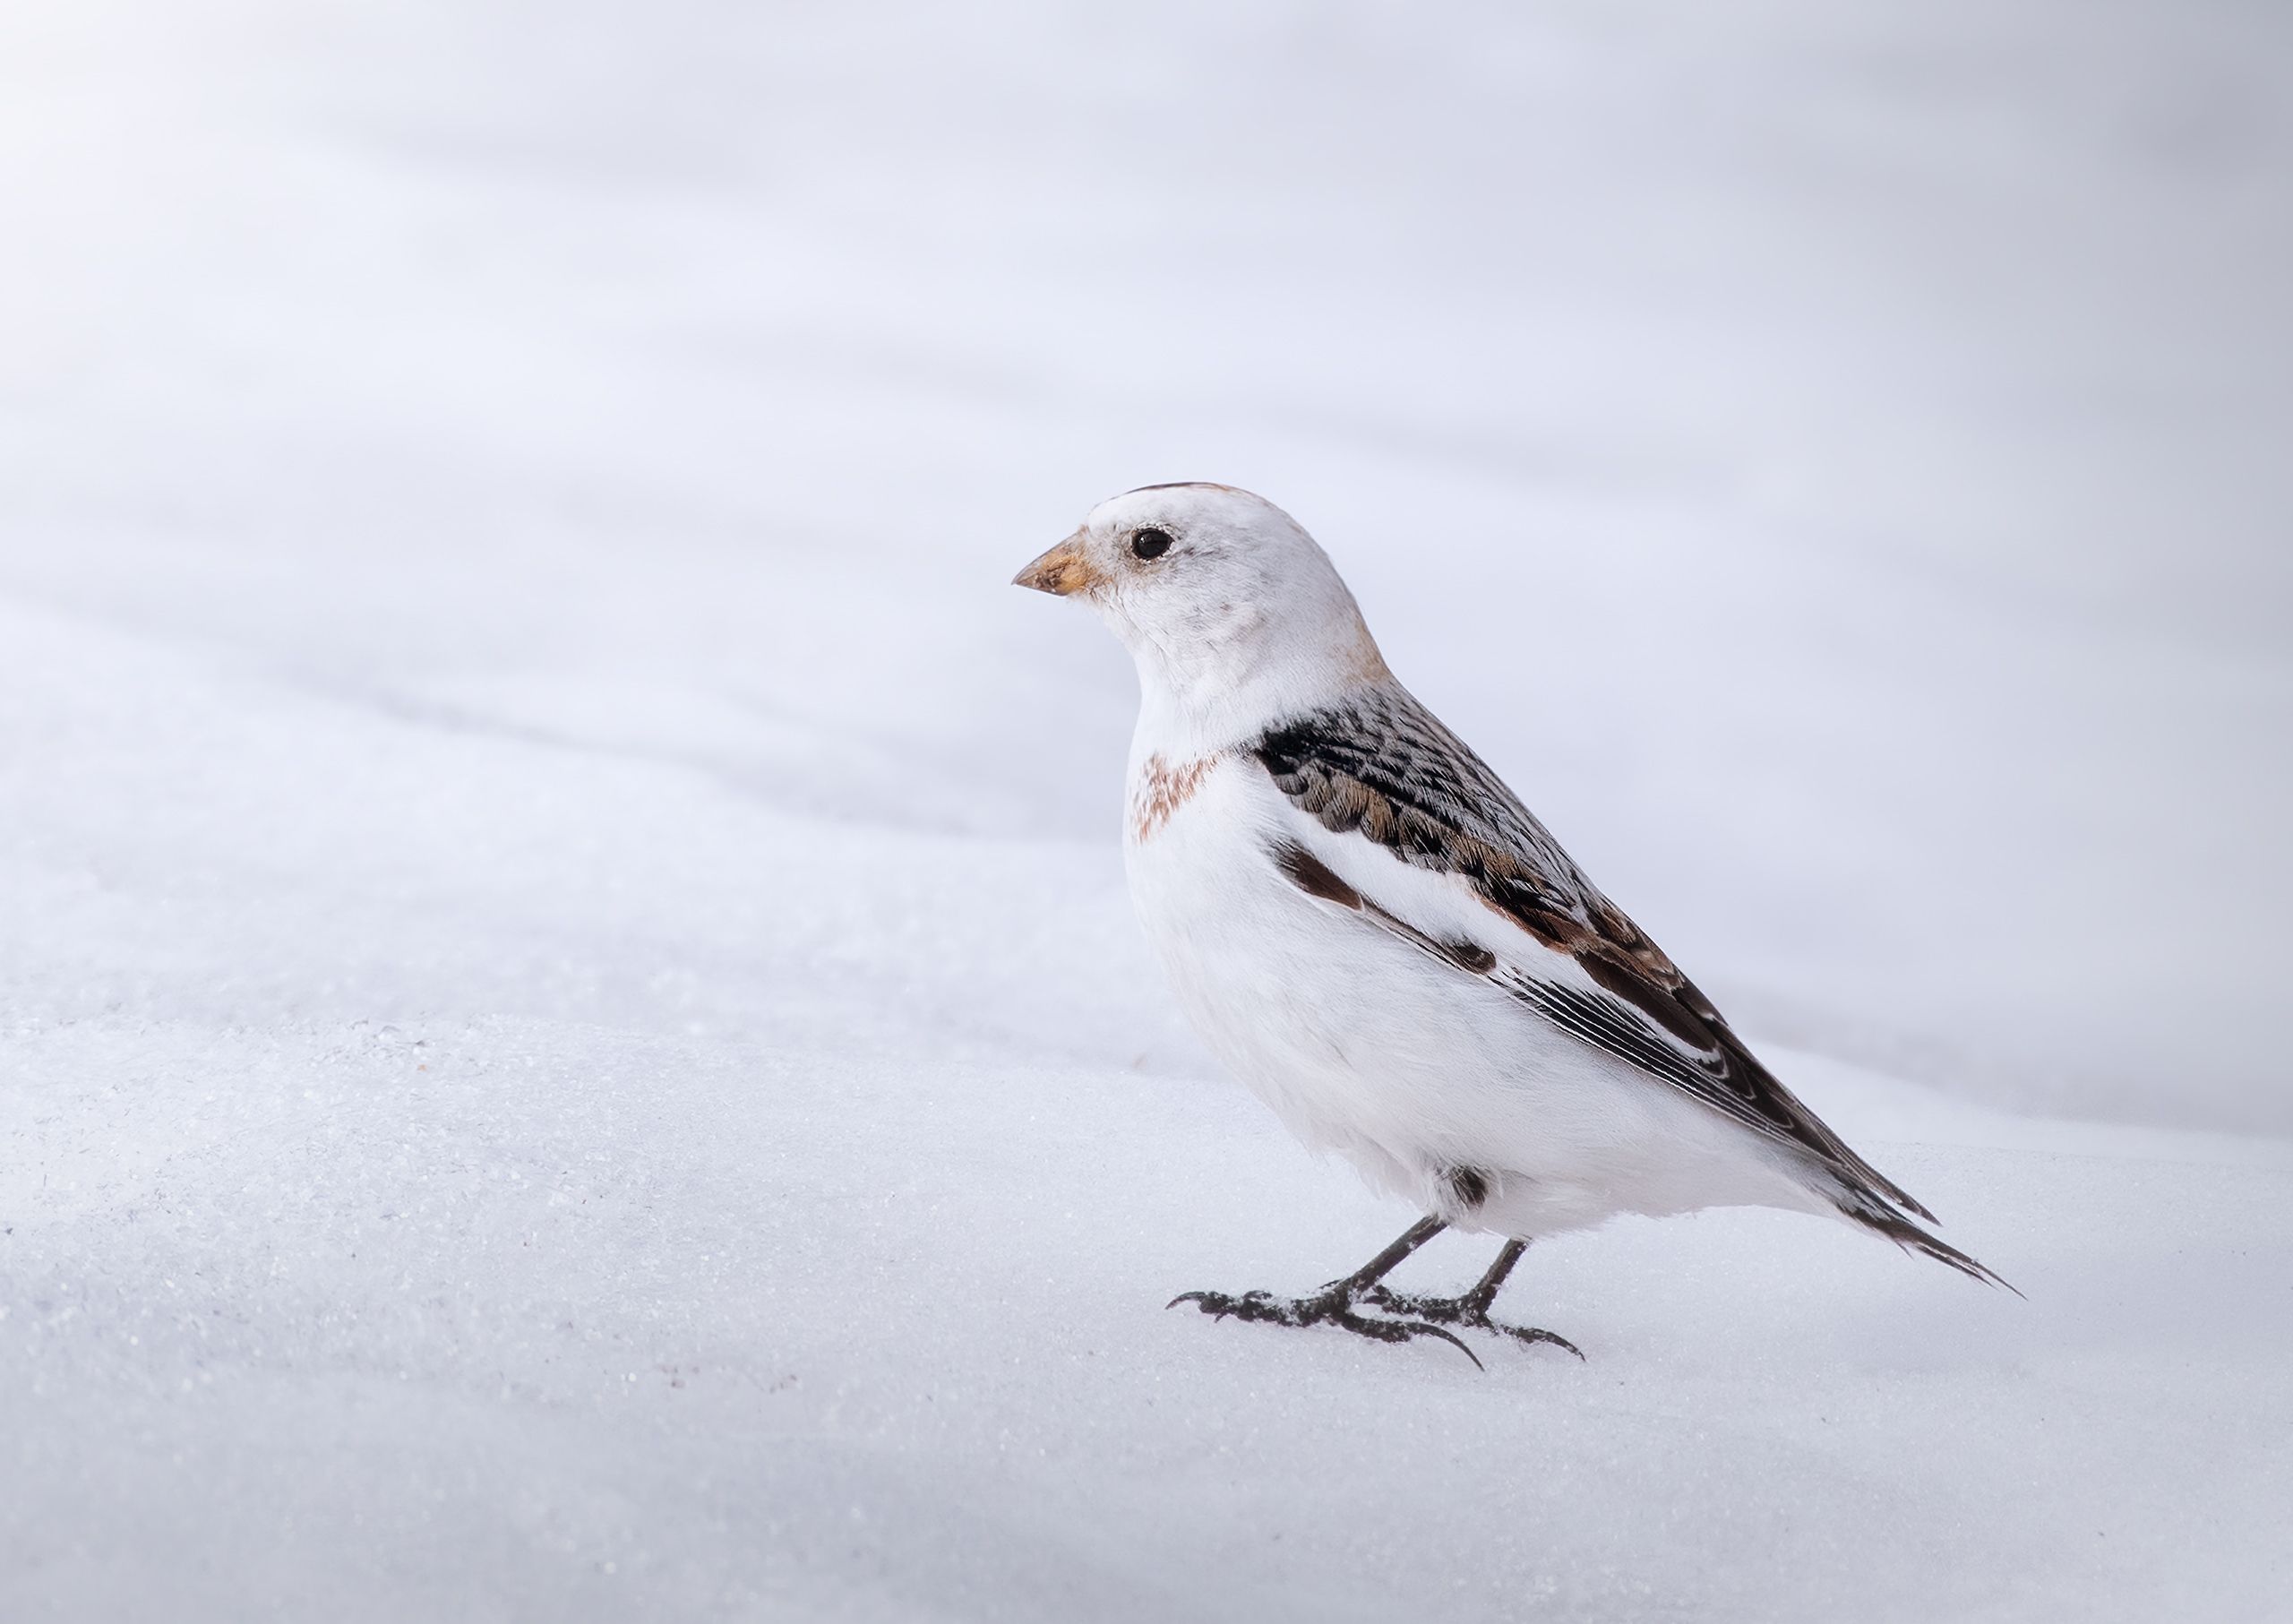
left=1016, top=483, right=2005, bottom=1361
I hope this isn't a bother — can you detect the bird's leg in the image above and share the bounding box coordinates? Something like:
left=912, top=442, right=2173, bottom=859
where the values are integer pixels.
left=1364, top=1239, right=1583, bottom=1358
left=1170, top=1216, right=1483, bottom=1364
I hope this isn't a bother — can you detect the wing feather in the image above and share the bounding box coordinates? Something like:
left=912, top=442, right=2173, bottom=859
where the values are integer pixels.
left=1254, top=687, right=1941, bottom=1227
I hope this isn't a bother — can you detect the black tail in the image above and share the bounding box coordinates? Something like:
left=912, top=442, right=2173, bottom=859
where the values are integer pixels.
left=1848, top=1200, right=2021, bottom=1296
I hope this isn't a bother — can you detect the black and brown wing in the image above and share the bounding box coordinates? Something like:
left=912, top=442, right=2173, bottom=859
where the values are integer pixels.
left=1252, top=685, right=1997, bottom=1279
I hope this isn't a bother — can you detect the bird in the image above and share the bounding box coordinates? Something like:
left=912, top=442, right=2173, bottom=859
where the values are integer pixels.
left=1013, top=482, right=2006, bottom=1362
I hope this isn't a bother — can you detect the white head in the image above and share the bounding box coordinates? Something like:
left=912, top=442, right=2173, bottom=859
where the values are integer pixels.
left=1014, top=483, right=1389, bottom=745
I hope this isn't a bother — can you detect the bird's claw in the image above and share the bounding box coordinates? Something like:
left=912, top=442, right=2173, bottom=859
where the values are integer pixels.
left=1360, top=1285, right=1584, bottom=1360
left=1168, top=1285, right=1483, bottom=1368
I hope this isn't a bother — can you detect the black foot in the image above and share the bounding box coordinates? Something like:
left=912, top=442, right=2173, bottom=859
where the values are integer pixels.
left=1168, top=1285, right=1483, bottom=1368
left=1361, top=1285, right=1584, bottom=1360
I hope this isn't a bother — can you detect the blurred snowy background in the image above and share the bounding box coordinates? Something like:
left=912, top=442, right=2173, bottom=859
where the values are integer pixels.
left=3, top=2, right=2289, bottom=1620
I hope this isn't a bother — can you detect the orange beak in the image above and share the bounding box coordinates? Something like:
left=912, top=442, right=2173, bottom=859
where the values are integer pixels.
left=1012, top=533, right=1101, bottom=597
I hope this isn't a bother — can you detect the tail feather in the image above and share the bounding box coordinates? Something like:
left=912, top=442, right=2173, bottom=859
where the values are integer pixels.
left=1847, top=1200, right=2021, bottom=1297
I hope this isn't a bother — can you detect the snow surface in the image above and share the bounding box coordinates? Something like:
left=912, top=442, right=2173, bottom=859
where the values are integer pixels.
left=3, top=1, right=2290, bottom=1620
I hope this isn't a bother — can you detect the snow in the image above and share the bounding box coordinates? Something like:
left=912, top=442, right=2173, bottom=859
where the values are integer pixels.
left=3, top=1, right=2289, bottom=1619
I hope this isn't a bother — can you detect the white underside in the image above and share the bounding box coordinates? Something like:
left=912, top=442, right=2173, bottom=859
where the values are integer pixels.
left=1125, top=755, right=1842, bottom=1241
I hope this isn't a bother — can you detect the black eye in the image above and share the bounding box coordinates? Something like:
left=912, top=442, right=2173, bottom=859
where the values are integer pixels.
left=1130, top=527, right=1173, bottom=561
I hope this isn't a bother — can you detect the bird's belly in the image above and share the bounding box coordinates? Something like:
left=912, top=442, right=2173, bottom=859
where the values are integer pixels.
left=1123, top=771, right=1820, bottom=1234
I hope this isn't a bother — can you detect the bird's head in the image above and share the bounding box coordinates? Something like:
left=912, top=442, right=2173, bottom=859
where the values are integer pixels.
left=1014, top=483, right=1388, bottom=739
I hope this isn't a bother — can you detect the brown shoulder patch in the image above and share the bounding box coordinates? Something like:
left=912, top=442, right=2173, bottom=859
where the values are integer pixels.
left=1129, top=752, right=1224, bottom=843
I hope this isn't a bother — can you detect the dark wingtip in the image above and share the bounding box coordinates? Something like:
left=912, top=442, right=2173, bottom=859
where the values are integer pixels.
left=1856, top=1207, right=2020, bottom=1296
